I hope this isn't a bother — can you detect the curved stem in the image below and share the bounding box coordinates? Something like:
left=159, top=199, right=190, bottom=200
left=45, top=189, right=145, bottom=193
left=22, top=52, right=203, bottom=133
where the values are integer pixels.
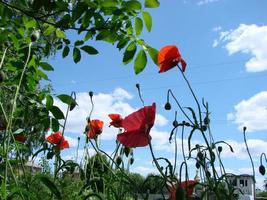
left=243, top=128, right=255, bottom=181
left=167, top=89, right=194, bottom=124
left=177, top=66, right=203, bottom=127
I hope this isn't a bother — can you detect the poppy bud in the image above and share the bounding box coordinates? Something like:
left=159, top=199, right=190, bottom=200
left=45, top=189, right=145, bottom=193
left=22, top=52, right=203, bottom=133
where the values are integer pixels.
left=195, top=144, right=200, bottom=149
left=195, top=161, right=201, bottom=169
left=218, top=146, right=223, bottom=153
left=78, top=137, right=80, bottom=141
left=183, top=122, right=191, bottom=127
left=259, top=165, right=265, bottom=175
left=243, top=126, right=247, bottom=132
left=116, top=156, right=122, bottom=166
left=135, top=83, right=140, bottom=89
left=201, top=125, right=207, bottom=132
left=164, top=102, right=171, bottom=110
left=172, top=120, right=178, bottom=127
left=130, top=157, right=134, bottom=165
left=89, top=91, right=93, bottom=97
left=204, top=117, right=210, bottom=125
left=197, top=152, right=204, bottom=161
left=0, top=71, right=5, bottom=83
left=30, top=30, right=40, bottom=42
left=124, top=147, right=131, bottom=157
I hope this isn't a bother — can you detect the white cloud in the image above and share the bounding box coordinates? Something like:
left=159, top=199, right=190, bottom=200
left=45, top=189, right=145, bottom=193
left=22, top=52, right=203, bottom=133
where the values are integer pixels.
left=227, top=91, right=267, bottom=132
left=54, top=88, right=169, bottom=141
left=214, top=24, right=267, bottom=72
left=212, top=26, right=222, bottom=32
left=198, top=0, right=219, bottom=5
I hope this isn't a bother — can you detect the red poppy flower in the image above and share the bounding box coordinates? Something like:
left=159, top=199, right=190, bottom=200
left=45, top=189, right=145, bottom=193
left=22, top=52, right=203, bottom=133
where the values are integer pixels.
left=15, top=134, right=27, bottom=143
left=158, top=45, right=186, bottom=73
left=87, top=119, right=104, bottom=139
left=108, top=114, right=123, bottom=128
left=116, top=103, right=156, bottom=148
left=168, top=180, right=197, bottom=199
left=46, top=132, right=69, bottom=150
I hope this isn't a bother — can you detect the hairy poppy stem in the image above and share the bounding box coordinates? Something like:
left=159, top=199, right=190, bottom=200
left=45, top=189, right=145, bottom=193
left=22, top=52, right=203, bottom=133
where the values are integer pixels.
left=167, top=89, right=194, bottom=124
left=243, top=127, right=255, bottom=181
left=176, top=65, right=203, bottom=127
left=136, top=83, right=145, bottom=106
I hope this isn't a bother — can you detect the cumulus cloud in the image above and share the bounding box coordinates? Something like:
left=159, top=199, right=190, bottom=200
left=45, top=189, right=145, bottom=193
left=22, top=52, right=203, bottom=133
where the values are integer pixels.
left=213, top=24, right=267, bottom=72
left=54, top=88, right=169, bottom=141
left=227, top=91, right=267, bottom=132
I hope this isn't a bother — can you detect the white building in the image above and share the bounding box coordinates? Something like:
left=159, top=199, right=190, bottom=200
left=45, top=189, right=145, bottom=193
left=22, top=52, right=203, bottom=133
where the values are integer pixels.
left=225, top=173, right=255, bottom=200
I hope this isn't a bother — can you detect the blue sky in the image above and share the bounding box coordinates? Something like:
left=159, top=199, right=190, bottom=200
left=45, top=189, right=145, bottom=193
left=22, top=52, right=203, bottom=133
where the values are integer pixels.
left=44, top=0, right=267, bottom=189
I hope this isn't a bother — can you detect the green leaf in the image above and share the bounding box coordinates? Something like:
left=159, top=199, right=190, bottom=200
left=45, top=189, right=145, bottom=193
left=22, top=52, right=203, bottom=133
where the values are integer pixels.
left=46, top=95, right=53, bottom=110
left=80, top=45, right=99, bottom=55
left=74, top=40, right=84, bottom=46
left=123, top=42, right=137, bottom=65
left=145, top=0, right=160, bottom=8
left=39, top=62, right=54, bottom=71
left=135, top=17, right=143, bottom=36
left=134, top=50, right=147, bottom=74
left=51, top=118, right=59, bottom=132
left=84, top=31, right=94, bottom=41
left=73, top=47, right=81, bottom=63
left=116, top=38, right=129, bottom=50
left=147, top=47, right=158, bottom=65
left=101, top=0, right=118, bottom=7
left=35, top=174, right=62, bottom=199
left=55, top=29, right=66, bottom=38
left=44, top=25, right=56, bottom=36
left=62, top=46, right=70, bottom=58
left=124, top=0, right=142, bottom=11
left=142, top=11, right=152, bottom=32
left=57, top=94, right=77, bottom=111
left=50, top=106, right=65, bottom=120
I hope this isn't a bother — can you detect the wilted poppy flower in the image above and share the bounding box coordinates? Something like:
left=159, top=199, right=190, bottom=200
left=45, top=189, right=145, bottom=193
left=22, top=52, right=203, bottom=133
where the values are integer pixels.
left=169, top=180, right=197, bottom=199
left=158, top=45, right=186, bottom=73
left=15, top=134, right=27, bottom=143
left=108, top=114, right=123, bottom=128
left=87, top=119, right=104, bottom=139
left=46, top=131, right=69, bottom=150
left=117, top=103, right=156, bottom=148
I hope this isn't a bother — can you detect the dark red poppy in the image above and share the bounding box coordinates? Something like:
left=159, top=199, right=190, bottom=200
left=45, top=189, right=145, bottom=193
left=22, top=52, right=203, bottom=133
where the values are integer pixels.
left=87, top=119, right=104, bottom=139
left=116, top=103, right=156, bottom=148
left=158, top=45, right=186, bottom=73
left=46, top=132, right=69, bottom=150
left=168, top=180, right=197, bottom=199
left=15, top=134, right=27, bottom=143
left=108, top=114, right=123, bottom=128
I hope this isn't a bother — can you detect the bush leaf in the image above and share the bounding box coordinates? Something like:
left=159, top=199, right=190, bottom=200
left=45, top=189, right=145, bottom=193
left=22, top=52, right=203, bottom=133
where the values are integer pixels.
left=142, top=11, right=152, bottom=32
left=134, top=50, right=147, bottom=74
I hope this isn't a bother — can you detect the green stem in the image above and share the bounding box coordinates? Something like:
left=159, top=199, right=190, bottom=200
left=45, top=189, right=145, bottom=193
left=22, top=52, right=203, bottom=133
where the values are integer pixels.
left=0, top=47, right=7, bottom=69
left=4, top=43, right=32, bottom=199
left=243, top=128, right=255, bottom=181
left=177, top=65, right=203, bottom=126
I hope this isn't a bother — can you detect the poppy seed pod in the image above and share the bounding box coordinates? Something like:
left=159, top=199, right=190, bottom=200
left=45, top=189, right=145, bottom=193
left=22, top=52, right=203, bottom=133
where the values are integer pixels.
left=116, top=156, right=122, bottom=166
left=204, top=117, right=210, bottom=125
left=195, top=161, right=201, bottom=169
left=164, top=102, right=171, bottom=110
left=197, top=152, right=204, bottom=161
left=259, top=165, right=265, bottom=175
left=130, top=157, right=134, bottom=165
left=89, top=91, right=93, bottom=97
left=172, top=120, right=178, bottom=127
left=124, top=147, right=131, bottom=157
left=201, top=125, right=207, bottom=132
left=218, top=146, right=223, bottom=153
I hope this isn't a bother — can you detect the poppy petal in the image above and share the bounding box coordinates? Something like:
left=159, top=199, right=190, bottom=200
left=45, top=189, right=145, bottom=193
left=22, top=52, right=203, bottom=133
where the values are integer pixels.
left=117, top=129, right=152, bottom=148
left=46, top=132, right=62, bottom=144
left=180, top=58, right=187, bottom=72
